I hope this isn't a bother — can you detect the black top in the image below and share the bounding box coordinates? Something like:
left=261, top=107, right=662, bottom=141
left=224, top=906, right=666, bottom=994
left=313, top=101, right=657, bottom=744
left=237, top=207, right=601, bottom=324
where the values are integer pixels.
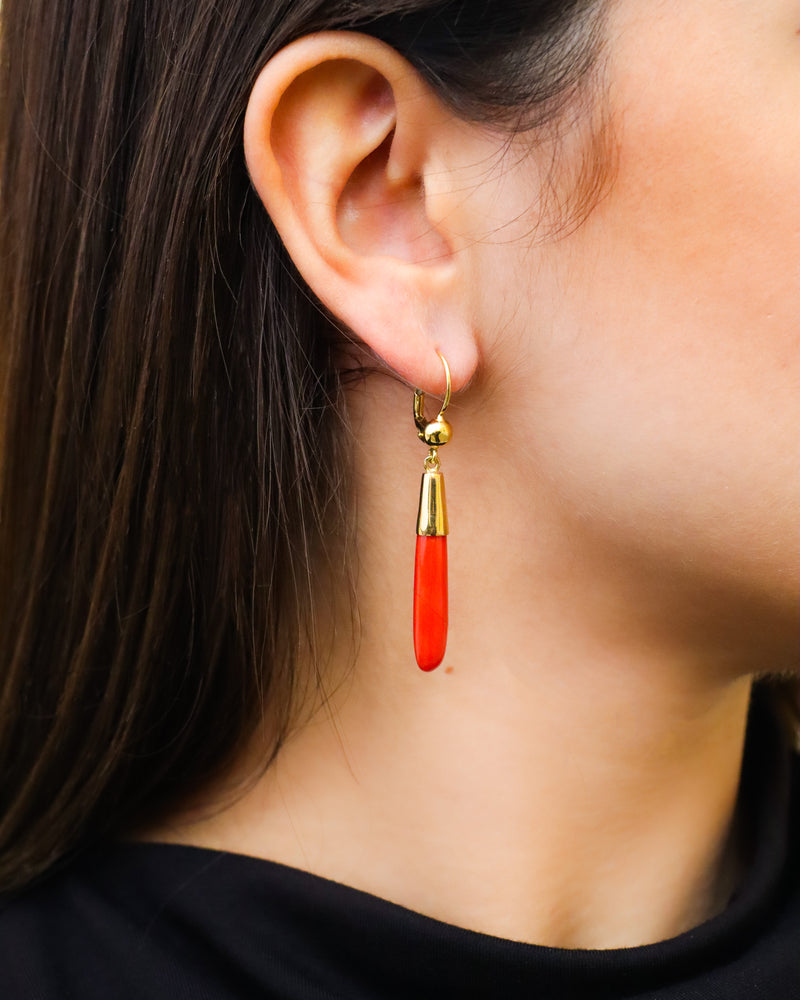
left=2, top=694, right=798, bottom=1000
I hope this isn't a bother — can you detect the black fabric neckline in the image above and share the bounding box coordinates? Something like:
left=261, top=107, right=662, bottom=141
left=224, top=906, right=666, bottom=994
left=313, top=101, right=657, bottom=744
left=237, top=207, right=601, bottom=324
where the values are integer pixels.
left=94, top=690, right=797, bottom=1000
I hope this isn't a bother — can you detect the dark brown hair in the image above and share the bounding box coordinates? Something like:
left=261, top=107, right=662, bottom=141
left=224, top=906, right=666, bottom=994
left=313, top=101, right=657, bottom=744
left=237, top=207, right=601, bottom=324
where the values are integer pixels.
left=1, top=0, right=796, bottom=895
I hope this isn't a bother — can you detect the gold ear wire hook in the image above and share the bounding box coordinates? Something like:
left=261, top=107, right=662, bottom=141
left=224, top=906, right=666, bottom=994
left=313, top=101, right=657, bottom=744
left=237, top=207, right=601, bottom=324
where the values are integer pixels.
left=414, top=351, right=452, bottom=444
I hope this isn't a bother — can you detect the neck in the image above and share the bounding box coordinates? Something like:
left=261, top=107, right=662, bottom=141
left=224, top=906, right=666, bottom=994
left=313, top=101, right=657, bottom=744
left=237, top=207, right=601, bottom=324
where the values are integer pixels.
left=137, top=377, right=755, bottom=949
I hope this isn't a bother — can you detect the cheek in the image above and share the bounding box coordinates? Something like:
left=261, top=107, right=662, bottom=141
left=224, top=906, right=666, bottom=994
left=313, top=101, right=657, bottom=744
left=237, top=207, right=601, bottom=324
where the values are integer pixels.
left=603, top=3, right=800, bottom=354
left=516, top=10, right=800, bottom=591
left=609, top=111, right=799, bottom=364
left=587, top=1, right=797, bottom=350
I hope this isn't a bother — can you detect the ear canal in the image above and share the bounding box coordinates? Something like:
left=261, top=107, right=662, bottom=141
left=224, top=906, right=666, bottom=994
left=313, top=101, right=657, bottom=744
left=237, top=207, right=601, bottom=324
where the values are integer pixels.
left=337, top=130, right=450, bottom=265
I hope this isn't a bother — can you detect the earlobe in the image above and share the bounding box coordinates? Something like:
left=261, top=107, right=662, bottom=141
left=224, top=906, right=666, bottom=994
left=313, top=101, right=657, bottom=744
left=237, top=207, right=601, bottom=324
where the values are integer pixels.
left=243, top=32, right=479, bottom=394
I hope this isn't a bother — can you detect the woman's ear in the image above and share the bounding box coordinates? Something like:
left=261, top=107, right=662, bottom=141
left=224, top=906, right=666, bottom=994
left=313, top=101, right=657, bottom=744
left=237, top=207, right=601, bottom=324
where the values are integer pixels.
left=243, top=32, right=480, bottom=393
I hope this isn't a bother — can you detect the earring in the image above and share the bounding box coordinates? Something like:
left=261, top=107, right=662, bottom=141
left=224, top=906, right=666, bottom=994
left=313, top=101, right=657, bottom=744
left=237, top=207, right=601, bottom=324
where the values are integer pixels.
left=413, top=351, right=453, bottom=671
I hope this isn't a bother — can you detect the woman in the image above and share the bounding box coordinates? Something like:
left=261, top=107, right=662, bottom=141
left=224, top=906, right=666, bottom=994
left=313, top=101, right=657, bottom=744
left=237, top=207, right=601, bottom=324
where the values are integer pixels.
left=0, top=0, right=798, bottom=996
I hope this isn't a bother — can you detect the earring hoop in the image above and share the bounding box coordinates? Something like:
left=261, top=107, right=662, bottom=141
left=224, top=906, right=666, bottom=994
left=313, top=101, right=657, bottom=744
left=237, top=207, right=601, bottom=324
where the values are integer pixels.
left=413, top=351, right=451, bottom=442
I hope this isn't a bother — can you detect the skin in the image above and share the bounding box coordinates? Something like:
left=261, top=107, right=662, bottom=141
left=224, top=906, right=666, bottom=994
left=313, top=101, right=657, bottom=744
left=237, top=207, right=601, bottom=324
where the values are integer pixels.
left=140, top=1, right=799, bottom=948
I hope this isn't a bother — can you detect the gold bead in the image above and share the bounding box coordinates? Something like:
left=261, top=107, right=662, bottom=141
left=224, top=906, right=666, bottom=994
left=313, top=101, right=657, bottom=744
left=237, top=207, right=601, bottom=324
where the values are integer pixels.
left=424, top=419, right=452, bottom=447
